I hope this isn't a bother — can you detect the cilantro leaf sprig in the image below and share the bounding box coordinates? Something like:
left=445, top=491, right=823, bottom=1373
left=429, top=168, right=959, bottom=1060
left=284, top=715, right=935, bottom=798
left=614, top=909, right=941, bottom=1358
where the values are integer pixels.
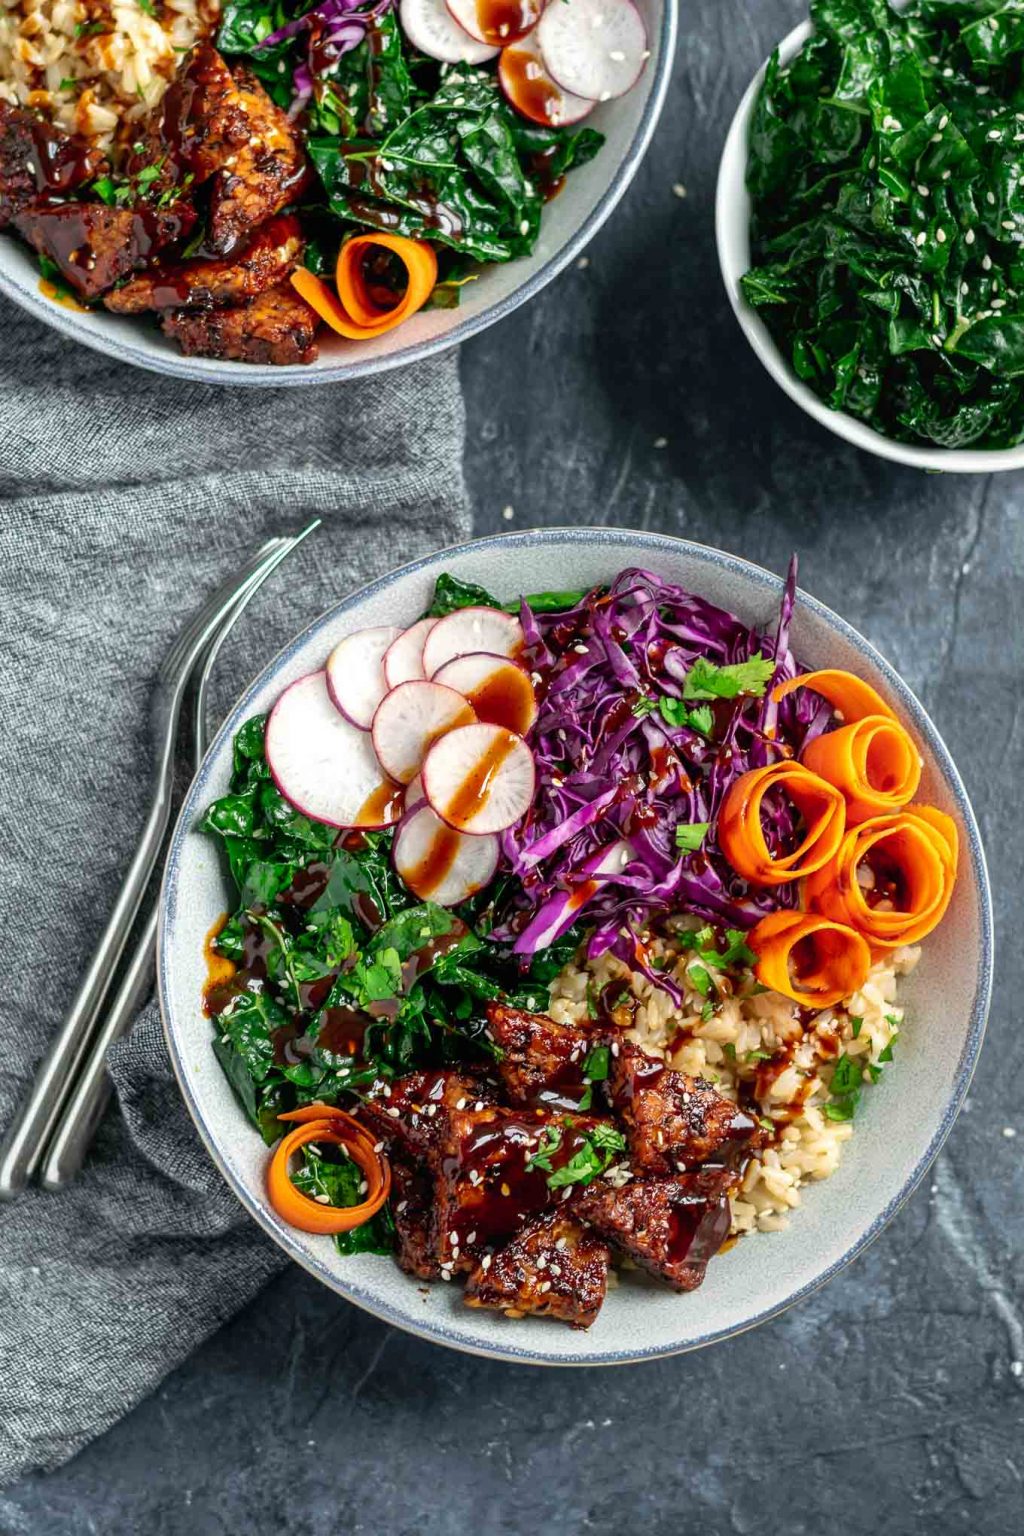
left=680, top=653, right=776, bottom=701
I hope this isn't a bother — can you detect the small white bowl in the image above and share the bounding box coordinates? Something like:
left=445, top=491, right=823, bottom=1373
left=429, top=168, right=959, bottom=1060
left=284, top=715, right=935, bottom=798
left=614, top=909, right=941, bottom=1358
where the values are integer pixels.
left=0, top=0, right=675, bottom=388
left=158, top=528, right=992, bottom=1366
left=716, top=17, right=1024, bottom=473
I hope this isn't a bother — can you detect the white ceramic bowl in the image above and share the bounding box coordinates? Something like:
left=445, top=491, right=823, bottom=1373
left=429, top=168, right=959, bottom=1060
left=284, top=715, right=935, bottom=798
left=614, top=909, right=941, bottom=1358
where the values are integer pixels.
left=0, top=2, right=674, bottom=387
left=716, top=17, right=1024, bottom=473
left=158, top=528, right=992, bottom=1365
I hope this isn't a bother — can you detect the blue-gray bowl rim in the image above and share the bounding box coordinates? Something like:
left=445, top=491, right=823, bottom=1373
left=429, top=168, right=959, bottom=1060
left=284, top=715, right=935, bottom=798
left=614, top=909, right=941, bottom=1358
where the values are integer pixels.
left=0, top=0, right=677, bottom=389
left=158, top=526, right=994, bottom=1364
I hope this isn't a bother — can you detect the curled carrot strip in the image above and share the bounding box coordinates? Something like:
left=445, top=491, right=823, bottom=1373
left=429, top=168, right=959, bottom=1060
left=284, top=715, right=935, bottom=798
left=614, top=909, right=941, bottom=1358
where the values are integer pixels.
left=717, top=761, right=846, bottom=885
left=772, top=668, right=898, bottom=723
left=291, top=233, right=438, bottom=340
left=267, top=1104, right=390, bottom=1236
left=804, top=804, right=959, bottom=952
left=749, top=910, right=872, bottom=1009
left=801, top=715, right=922, bottom=824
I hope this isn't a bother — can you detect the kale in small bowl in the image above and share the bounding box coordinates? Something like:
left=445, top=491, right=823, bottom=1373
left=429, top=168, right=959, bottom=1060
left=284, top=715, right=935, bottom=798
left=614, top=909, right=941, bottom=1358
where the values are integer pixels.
left=740, top=0, right=1024, bottom=453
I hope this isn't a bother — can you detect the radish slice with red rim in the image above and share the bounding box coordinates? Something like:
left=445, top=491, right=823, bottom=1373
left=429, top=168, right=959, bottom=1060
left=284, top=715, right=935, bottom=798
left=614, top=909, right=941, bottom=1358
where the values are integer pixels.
left=422, top=722, right=535, bottom=834
left=405, top=772, right=426, bottom=809
left=371, top=679, right=476, bottom=785
left=537, top=0, right=648, bottom=102
left=499, top=29, right=594, bottom=126
left=325, top=625, right=402, bottom=731
left=394, top=802, right=500, bottom=905
left=383, top=617, right=436, bottom=690
left=446, top=0, right=542, bottom=47
left=399, top=0, right=499, bottom=62
left=432, top=652, right=538, bottom=736
left=422, top=606, right=524, bottom=677
left=266, top=672, right=403, bottom=829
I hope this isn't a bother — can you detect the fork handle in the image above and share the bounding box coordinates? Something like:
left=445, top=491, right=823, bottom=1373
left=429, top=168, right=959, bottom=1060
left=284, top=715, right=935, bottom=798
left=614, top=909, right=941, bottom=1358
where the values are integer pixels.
left=0, top=792, right=171, bottom=1199
left=38, top=904, right=159, bottom=1191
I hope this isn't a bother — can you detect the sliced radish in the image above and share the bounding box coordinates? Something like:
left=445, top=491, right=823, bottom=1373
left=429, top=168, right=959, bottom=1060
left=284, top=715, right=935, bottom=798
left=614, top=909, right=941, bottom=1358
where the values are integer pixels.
left=371, top=679, right=476, bottom=785
left=405, top=772, right=426, bottom=808
left=266, top=671, right=399, bottom=829
left=394, top=802, right=499, bottom=905
left=499, top=29, right=594, bottom=127
left=422, top=722, right=535, bottom=834
left=325, top=625, right=402, bottom=731
left=422, top=606, right=524, bottom=678
left=383, top=617, right=436, bottom=690
left=432, top=652, right=538, bottom=736
left=399, top=0, right=499, bottom=62
left=537, top=0, right=647, bottom=102
left=446, top=0, right=541, bottom=47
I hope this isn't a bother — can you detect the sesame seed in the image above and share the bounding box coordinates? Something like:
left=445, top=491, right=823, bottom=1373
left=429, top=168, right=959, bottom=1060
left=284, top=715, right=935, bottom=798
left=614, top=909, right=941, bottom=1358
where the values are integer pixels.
left=966, top=229, right=976, bottom=245
left=500, top=1182, right=511, bottom=1196
left=942, top=169, right=951, bottom=181
left=474, top=1101, right=485, bottom=1112
left=466, top=1230, right=477, bottom=1244
left=451, top=1245, right=460, bottom=1260
left=881, top=115, right=901, bottom=132
left=373, top=1141, right=384, bottom=1153
left=916, top=231, right=927, bottom=246
left=1003, top=220, right=1016, bottom=230
left=314, top=1193, right=331, bottom=1204
left=989, top=129, right=1002, bottom=141
left=939, top=115, right=949, bottom=129
left=396, top=1200, right=408, bottom=1214
left=672, top=183, right=687, bottom=200
left=654, top=436, right=668, bottom=448
left=387, top=1107, right=401, bottom=1118
left=481, top=1254, right=492, bottom=1271
left=983, top=253, right=993, bottom=269
left=931, top=133, right=943, bottom=143
left=961, top=282, right=969, bottom=296
left=936, top=228, right=947, bottom=243
left=358, top=1180, right=368, bottom=1196
left=519, top=219, right=530, bottom=236
left=539, top=1280, right=552, bottom=1293
left=928, top=54, right=938, bottom=64
left=449, top=1232, right=459, bottom=1245
left=555, top=1237, right=568, bottom=1250
left=455, top=1098, right=467, bottom=1110
left=942, top=67, right=953, bottom=78
left=987, top=191, right=997, bottom=205
left=426, top=1103, right=438, bottom=1117
left=536, top=1254, right=548, bottom=1268
left=501, top=505, right=515, bottom=522
left=917, top=184, right=929, bottom=197
left=992, top=298, right=1006, bottom=308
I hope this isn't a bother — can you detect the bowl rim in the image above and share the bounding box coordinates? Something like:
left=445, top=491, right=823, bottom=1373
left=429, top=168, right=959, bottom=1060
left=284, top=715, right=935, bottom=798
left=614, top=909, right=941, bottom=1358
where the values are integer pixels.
left=0, top=0, right=677, bottom=390
left=715, top=16, right=1024, bottom=473
left=158, top=526, right=994, bottom=1365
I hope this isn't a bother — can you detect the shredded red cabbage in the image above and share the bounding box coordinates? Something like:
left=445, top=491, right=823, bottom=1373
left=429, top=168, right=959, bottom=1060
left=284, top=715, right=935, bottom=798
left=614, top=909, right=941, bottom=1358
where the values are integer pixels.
left=255, top=0, right=394, bottom=116
left=492, top=559, right=833, bottom=1000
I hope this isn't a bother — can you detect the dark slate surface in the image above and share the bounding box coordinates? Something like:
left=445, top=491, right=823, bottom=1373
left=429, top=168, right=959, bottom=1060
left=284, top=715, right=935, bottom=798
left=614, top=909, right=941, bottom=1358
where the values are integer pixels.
left=2, top=2, right=1021, bottom=1530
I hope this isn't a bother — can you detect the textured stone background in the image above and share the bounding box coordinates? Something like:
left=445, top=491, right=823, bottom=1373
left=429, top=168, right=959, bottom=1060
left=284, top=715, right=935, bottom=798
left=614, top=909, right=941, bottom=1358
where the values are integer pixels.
left=2, top=1, right=1021, bottom=1530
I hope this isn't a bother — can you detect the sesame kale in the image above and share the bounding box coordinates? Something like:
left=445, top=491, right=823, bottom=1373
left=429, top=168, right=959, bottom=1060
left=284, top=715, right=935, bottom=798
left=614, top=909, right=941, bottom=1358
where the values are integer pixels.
left=742, top=0, right=1024, bottom=448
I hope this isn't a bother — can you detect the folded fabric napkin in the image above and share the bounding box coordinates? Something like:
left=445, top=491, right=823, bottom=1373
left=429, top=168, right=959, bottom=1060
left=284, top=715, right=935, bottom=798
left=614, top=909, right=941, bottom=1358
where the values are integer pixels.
left=0, top=300, right=471, bottom=1485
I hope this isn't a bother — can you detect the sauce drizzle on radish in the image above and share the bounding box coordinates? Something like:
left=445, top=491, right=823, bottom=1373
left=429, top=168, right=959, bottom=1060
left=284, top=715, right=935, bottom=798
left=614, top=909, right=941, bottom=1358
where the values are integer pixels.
left=445, top=728, right=519, bottom=828
left=355, top=780, right=406, bottom=826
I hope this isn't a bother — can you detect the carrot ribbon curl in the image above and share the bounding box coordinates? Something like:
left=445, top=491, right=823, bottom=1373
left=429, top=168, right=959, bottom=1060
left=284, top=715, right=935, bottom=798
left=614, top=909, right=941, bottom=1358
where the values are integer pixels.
left=804, top=804, right=959, bottom=952
left=292, top=233, right=438, bottom=340
left=773, top=668, right=921, bottom=823
left=717, top=761, right=846, bottom=885
left=267, top=1104, right=391, bottom=1236
left=749, top=910, right=872, bottom=1009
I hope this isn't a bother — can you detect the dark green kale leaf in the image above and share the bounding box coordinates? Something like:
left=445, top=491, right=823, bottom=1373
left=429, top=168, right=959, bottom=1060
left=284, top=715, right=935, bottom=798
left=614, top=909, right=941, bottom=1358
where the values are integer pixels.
left=292, top=1145, right=395, bottom=1256
left=426, top=571, right=503, bottom=616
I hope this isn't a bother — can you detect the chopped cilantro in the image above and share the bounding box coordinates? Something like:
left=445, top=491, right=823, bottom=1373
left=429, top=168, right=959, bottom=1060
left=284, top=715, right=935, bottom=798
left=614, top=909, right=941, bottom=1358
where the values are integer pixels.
left=137, top=0, right=157, bottom=14
left=583, top=1045, right=610, bottom=1082
left=850, top=1015, right=864, bottom=1039
left=687, top=962, right=713, bottom=999
left=74, top=20, right=107, bottom=36
left=722, top=1042, right=737, bottom=1062
left=631, top=695, right=657, bottom=718
left=527, top=1122, right=626, bottom=1191
left=878, top=1038, right=896, bottom=1064
left=674, top=822, right=710, bottom=854
left=700, top=1000, right=715, bottom=1023
left=91, top=176, right=117, bottom=205
left=525, top=1124, right=562, bottom=1175
left=745, top=1049, right=772, bottom=1063
left=658, top=696, right=714, bottom=735
left=58, top=77, right=78, bottom=91
left=681, top=652, right=776, bottom=701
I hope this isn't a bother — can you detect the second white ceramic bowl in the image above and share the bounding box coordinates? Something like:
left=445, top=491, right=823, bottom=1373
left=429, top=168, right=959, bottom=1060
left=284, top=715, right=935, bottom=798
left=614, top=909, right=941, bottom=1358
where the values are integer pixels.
left=716, top=16, right=1024, bottom=473
left=159, top=527, right=992, bottom=1365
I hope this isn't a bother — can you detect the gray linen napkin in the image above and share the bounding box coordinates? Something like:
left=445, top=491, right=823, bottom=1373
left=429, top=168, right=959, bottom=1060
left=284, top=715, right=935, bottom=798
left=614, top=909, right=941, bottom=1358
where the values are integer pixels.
left=0, top=300, right=470, bottom=1485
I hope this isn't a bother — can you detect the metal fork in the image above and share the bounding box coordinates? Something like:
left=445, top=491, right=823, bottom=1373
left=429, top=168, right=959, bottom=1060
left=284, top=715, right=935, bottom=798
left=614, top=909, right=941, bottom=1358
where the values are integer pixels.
left=36, top=522, right=319, bottom=1190
left=0, top=534, right=304, bottom=1199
